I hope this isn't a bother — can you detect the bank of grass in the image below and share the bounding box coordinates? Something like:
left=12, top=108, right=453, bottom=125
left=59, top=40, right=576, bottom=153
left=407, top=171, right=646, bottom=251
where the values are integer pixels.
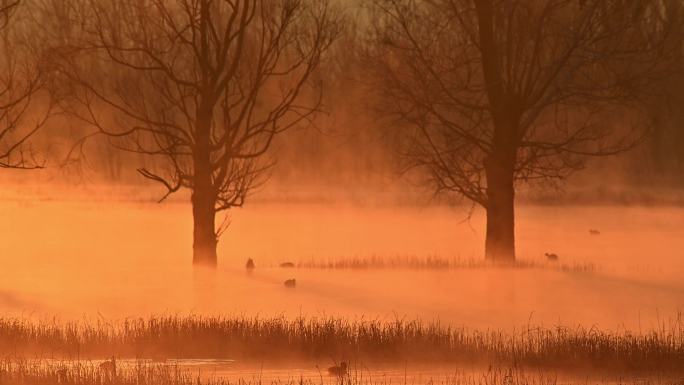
left=291, top=256, right=597, bottom=273
left=1, top=315, right=683, bottom=373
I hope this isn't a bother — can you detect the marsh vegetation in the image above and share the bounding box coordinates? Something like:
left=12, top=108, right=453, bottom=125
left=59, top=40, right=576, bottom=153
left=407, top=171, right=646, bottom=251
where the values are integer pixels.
left=0, top=0, right=683, bottom=384
left=1, top=314, right=683, bottom=373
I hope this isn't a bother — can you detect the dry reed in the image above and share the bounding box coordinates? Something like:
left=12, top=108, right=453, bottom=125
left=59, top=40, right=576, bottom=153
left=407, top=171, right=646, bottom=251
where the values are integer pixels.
left=0, top=315, right=682, bottom=373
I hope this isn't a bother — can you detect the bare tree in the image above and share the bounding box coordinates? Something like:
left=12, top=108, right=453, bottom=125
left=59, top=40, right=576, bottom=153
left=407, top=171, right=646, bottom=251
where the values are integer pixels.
left=368, top=0, right=675, bottom=261
left=641, top=0, right=684, bottom=187
left=53, top=0, right=341, bottom=266
left=0, top=0, right=52, bottom=169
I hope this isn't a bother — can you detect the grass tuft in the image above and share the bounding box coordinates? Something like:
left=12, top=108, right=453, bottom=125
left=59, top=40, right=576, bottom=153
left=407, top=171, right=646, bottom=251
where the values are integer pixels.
left=292, top=256, right=597, bottom=273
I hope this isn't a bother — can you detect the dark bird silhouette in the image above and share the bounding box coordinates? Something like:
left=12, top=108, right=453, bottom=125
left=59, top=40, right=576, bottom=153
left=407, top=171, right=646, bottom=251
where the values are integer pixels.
left=328, top=362, right=348, bottom=377
left=56, top=368, right=68, bottom=383
left=245, top=258, right=255, bottom=270
left=99, top=357, right=116, bottom=376
left=589, top=229, right=601, bottom=235
left=280, top=262, right=295, bottom=268
left=545, top=252, right=559, bottom=261
left=284, top=279, right=296, bottom=288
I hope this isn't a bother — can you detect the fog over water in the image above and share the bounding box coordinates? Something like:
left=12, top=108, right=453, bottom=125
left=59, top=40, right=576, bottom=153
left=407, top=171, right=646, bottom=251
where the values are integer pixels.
left=1, top=0, right=684, bottom=383
left=1, top=196, right=681, bottom=332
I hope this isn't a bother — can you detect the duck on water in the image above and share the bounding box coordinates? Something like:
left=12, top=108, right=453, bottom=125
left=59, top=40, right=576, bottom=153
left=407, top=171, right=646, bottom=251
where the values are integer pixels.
left=328, top=362, right=348, bottom=377
left=99, top=357, right=116, bottom=375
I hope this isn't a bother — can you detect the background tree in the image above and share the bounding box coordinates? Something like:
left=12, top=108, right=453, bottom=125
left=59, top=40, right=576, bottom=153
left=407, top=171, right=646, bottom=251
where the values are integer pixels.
left=368, top=0, right=675, bottom=261
left=0, top=0, right=52, bottom=169
left=53, top=0, right=341, bottom=266
left=638, top=0, right=684, bottom=188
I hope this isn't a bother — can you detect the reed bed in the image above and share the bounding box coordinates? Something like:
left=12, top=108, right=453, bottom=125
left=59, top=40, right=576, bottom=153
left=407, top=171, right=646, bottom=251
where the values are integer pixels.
left=1, top=315, right=682, bottom=373
left=291, top=256, right=597, bottom=273
left=0, top=359, right=197, bottom=385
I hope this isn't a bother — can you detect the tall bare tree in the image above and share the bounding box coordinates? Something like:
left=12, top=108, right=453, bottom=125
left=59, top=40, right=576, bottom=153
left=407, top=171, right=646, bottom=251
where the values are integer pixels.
left=0, top=0, right=52, bottom=169
left=368, top=0, right=675, bottom=261
left=55, top=0, right=341, bottom=266
left=642, top=0, right=684, bottom=186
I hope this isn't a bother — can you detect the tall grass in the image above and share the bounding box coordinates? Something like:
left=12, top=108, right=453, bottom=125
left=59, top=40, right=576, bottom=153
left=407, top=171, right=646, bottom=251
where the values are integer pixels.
left=0, top=359, right=195, bottom=385
left=291, top=256, right=597, bottom=273
left=1, top=315, right=682, bottom=373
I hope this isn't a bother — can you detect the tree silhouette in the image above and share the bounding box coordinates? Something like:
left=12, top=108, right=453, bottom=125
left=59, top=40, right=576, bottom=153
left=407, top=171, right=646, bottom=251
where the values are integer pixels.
left=0, top=0, right=52, bottom=169
left=56, top=0, right=341, bottom=266
left=369, top=0, right=676, bottom=260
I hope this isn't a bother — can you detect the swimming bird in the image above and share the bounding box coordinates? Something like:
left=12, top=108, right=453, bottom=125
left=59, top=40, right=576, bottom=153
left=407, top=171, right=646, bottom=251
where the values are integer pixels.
left=589, top=229, right=601, bottom=235
left=284, top=278, right=296, bottom=288
left=245, top=258, right=255, bottom=270
left=328, top=362, right=348, bottom=377
left=545, top=252, right=559, bottom=261
left=99, top=357, right=116, bottom=375
left=56, top=368, right=68, bottom=383
left=280, top=262, right=295, bottom=268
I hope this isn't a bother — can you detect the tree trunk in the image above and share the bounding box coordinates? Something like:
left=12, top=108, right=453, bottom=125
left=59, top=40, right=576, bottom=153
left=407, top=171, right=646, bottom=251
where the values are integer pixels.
left=192, top=186, right=217, bottom=266
left=484, top=155, right=515, bottom=261
left=475, top=0, right=517, bottom=261
left=192, top=99, right=217, bottom=267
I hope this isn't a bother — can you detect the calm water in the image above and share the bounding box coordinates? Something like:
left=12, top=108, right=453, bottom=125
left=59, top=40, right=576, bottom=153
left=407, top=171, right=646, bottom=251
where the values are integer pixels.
left=0, top=201, right=682, bottom=331
left=30, top=358, right=681, bottom=384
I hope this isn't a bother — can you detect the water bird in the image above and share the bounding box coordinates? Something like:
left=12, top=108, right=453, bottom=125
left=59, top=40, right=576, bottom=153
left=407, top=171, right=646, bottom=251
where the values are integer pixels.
left=56, top=368, right=68, bottom=383
left=284, top=278, right=296, bottom=288
left=99, top=357, right=116, bottom=375
left=328, top=362, right=348, bottom=377
left=589, top=229, right=601, bottom=235
left=280, top=262, right=295, bottom=268
left=245, top=258, right=255, bottom=270
left=545, top=252, right=559, bottom=261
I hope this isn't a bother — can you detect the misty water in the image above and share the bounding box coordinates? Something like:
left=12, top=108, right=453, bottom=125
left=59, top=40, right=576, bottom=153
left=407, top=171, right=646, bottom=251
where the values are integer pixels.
left=1, top=199, right=682, bottom=331
left=2, top=198, right=683, bottom=382
left=25, top=357, right=684, bottom=385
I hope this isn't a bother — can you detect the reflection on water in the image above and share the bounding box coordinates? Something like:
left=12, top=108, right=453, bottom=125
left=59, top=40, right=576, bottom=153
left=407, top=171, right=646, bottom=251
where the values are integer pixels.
left=26, top=359, right=682, bottom=385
